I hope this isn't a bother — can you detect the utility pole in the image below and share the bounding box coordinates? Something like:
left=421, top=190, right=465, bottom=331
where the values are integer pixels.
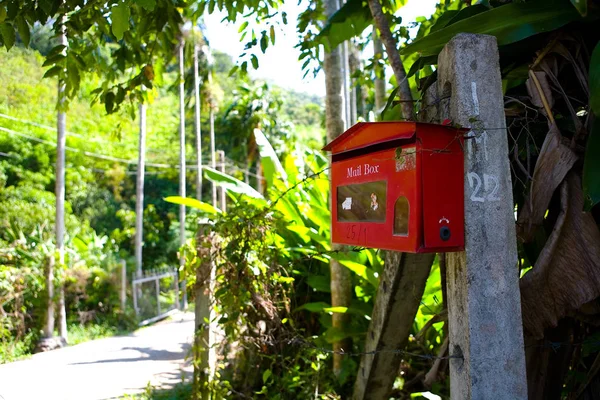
left=56, top=18, right=68, bottom=343
left=135, top=100, right=146, bottom=278
left=438, top=33, right=527, bottom=399
left=193, top=39, right=203, bottom=201
left=178, top=40, right=187, bottom=309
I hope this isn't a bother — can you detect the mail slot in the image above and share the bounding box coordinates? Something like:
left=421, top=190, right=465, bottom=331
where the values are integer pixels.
left=323, top=122, right=466, bottom=253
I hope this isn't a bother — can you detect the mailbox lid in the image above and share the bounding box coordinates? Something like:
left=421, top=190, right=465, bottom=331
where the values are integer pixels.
left=323, top=122, right=417, bottom=155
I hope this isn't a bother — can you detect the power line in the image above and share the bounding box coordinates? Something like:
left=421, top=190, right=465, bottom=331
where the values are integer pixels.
left=0, top=125, right=175, bottom=169
left=0, top=112, right=169, bottom=155
left=0, top=124, right=242, bottom=174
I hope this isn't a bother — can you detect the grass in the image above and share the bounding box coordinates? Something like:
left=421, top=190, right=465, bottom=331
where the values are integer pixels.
left=121, top=382, right=193, bottom=400
left=67, top=322, right=121, bottom=345
left=0, top=321, right=132, bottom=364
left=0, top=331, right=38, bottom=363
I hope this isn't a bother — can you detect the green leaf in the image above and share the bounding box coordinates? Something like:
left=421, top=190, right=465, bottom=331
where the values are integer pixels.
left=295, top=301, right=330, bottom=313
left=262, top=369, right=272, bottom=384
left=306, top=275, right=331, bottom=293
left=0, top=23, right=15, bottom=50
left=111, top=1, right=130, bottom=40
left=42, top=54, right=66, bottom=67
left=47, top=44, right=67, bottom=58
left=203, top=166, right=265, bottom=200
left=323, top=306, right=348, bottom=314
left=286, top=225, right=327, bottom=246
left=238, top=21, right=248, bottom=33
left=270, top=25, right=275, bottom=45
left=228, top=65, right=239, bottom=77
left=251, top=54, right=259, bottom=69
left=338, top=259, right=379, bottom=288
left=583, top=118, right=600, bottom=209
left=570, top=0, right=587, bottom=16
left=260, top=32, right=268, bottom=53
left=324, top=326, right=350, bottom=343
left=590, top=42, right=600, bottom=115
left=254, top=128, right=287, bottom=188
left=15, top=16, right=29, bottom=47
left=136, top=0, right=156, bottom=11
left=401, top=0, right=581, bottom=58
left=380, top=86, right=400, bottom=120
left=163, top=196, right=221, bottom=214
left=105, top=91, right=115, bottom=114
left=317, top=0, right=371, bottom=50
left=0, top=6, right=6, bottom=23
left=43, top=65, right=63, bottom=79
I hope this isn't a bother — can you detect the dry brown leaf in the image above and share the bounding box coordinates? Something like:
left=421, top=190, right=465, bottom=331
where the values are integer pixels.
left=526, top=71, right=554, bottom=112
left=517, top=124, right=578, bottom=242
left=520, top=173, right=600, bottom=338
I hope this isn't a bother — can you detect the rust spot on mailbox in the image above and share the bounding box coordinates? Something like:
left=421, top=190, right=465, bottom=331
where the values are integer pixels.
left=323, top=122, right=466, bottom=253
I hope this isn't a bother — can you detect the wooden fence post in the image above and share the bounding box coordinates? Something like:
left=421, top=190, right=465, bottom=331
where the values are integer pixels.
left=437, top=33, right=527, bottom=399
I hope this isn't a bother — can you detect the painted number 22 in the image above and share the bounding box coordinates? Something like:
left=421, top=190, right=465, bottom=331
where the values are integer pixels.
left=467, top=172, right=500, bottom=202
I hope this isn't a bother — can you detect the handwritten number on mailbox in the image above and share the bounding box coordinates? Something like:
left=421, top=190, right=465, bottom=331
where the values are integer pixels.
left=347, top=225, right=357, bottom=239
left=468, top=172, right=500, bottom=202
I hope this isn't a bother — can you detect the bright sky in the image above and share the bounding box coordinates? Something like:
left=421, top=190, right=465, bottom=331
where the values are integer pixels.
left=204, top=0, right=438, bottom=97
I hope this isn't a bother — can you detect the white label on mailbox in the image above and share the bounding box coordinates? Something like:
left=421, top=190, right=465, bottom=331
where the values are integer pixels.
left=342, top=197, right=353, bottom=210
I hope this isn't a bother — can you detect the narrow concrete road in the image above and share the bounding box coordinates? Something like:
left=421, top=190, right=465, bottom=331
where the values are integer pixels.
left=0, top=312, right=194, bottom=400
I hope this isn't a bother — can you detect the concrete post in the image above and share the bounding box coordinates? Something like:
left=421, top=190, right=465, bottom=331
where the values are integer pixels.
left=437, top=33, right=527, bottom=399
left=120, top=259, right=127, bottom=311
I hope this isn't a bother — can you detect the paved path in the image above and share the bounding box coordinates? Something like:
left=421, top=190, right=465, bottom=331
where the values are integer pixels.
left=0, top=312, right=194, bottom=400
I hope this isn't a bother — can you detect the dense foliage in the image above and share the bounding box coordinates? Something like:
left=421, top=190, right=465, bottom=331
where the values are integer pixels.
left=0, top=44, right=323, bottom=361
left=1, top=0, right=600, bottom=399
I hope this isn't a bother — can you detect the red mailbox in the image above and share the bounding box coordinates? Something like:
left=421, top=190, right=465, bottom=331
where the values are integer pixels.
left=323, top=122, right=465, bottom=253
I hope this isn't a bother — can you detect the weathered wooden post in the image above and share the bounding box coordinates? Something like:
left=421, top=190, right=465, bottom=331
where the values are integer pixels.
left=437, top=33, right=527, bottom=399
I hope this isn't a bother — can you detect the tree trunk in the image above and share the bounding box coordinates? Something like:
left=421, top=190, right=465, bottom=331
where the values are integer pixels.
left=193, top=42, right=203, bottom=201
left=56, top=18, right=68, bottom=342
left=324, top=0, right=352, bottom=378
left=368, top=0, right=413, bottom=120
left=208, top=69, right=217, bottom=209
left=372, top=26, right=386, bottom=117
left=178, top=40, right=187, bottom=309
left=43, top=255, right=55, bottom=338
left=135, top=102, right=146, bottom=278
left=348, top=42, right=359, bottom=124
left=58, top=286, right=67, bottom=341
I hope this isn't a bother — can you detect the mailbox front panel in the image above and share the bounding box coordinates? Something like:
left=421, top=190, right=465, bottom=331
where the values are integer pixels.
left=331, top=145, right=422, bottom=252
